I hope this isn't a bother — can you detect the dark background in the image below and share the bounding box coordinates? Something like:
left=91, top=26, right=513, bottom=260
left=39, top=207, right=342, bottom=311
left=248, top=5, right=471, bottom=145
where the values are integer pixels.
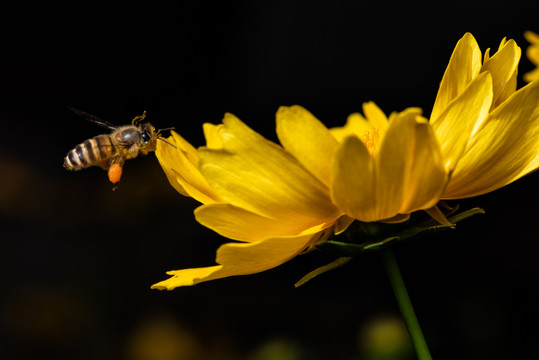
left=1, top=2, right=538, bottom=359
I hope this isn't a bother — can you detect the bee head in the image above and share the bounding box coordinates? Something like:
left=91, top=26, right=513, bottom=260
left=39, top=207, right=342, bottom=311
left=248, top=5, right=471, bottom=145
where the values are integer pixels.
left=140, top=122, right=157, bottom=145
left=136, top=113, right=176, bottom=150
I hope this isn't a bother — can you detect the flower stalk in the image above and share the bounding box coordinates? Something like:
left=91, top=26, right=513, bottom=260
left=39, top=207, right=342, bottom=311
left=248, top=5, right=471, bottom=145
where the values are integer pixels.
left=383, top=248, right=432, bottom=360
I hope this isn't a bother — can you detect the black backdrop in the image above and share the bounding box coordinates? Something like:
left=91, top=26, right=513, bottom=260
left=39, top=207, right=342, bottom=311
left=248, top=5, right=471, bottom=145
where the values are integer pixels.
left=1, top=2, right=538, bottom=359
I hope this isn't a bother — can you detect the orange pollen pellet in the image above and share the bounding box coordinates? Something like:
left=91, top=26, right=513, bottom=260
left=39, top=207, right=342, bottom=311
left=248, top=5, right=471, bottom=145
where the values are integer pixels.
left=362, top=128, right=380, bottom=157
left=108, top=163, right=123, bottom=184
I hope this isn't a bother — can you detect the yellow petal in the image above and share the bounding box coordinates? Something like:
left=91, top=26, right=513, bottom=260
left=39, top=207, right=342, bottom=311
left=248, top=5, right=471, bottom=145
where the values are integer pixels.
left=151, top=228, right=331, bottom=290
left=496, top=71, right=517, bottom=106
left=151, top=265, right=223, bottom=290
left=194, top=203, right=322, bottom=242
left=363, top=101, right=389, bottom=132
left=481, top=39, right=520, bottom=107
left=526, top=46, right=539, bottom=66
left=202, top=123, right=224, bottom=149
left=425, top=205, right=453, bottom=226
left=443, top=80, right=539, bottom=199
left=430, top=72, right=493, bottom=172
left=376, top=109, right=446, bottom=216
left=524, top=31, right=539, bottom=45
left=524, top=68, right=539, bottom=83
left=329, top=102, right=389, bottom=146
left=380, top=213, right=411, bottom=224
left=332, top=109, right=447, bottom=221
left=374, top=109, right=420, bottom=219
left=329, top=112, right=371, bottom=143
left=156, top=135, right=190, bottom=197
left=400, top=118, right=447, bottom=212
left=334, top=215, right=355, bottom=235
left=431, top=33, right=482, bottom=123
left=276, top=105, right=339, bottom=187
left=199, top=113, right=341, bottom=226
left=156, top=132, right=222, bottom=204
left=523, top=32, right=539, bottom=83
left=331, top=135, right=377, bottom=221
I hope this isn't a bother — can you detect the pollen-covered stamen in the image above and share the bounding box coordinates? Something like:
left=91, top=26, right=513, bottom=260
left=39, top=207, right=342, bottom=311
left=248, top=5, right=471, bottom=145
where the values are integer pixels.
left=362, top=128, right=380, bottom=157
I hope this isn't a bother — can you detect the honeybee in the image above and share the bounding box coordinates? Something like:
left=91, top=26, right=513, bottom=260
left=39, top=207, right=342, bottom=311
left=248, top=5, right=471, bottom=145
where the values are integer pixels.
left=64, top=108, right=175, bottom=190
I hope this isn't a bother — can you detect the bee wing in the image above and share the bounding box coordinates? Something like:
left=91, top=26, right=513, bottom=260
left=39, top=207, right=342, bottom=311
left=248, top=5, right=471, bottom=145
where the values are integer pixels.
left=68, top=107, right=118, bottom=131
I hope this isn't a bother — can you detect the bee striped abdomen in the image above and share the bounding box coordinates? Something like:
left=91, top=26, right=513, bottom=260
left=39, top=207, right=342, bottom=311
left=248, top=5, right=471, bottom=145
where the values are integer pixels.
left=64, top=135, right=114, bottom=170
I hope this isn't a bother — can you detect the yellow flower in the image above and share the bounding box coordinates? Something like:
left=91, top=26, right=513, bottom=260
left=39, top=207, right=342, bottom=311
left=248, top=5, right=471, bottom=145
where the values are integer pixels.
left=154, top=111, right=342, bottom=289
left=152, top=32, right=539, bottom=290
left=429, top=32, right=539, bottom=199
left=524, top=31, right=539, bottom=83
left=328, top=103, right=447, bottom=222
left=153, top=105, right=447, bottom=289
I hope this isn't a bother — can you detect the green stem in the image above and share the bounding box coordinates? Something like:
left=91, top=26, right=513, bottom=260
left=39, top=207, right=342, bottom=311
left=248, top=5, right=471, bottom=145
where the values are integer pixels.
left=383, top=248, right=433, bottom=360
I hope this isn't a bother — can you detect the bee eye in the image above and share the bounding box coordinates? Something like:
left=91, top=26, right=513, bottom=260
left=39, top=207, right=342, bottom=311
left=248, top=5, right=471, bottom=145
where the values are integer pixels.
left=141, top=131, right=151, bottom=142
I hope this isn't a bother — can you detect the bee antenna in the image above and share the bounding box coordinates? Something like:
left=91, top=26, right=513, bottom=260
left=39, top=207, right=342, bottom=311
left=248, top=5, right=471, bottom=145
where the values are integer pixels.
left=158, top=127, right=175, bottom=132
left=157, top=137, right=177, bottom=149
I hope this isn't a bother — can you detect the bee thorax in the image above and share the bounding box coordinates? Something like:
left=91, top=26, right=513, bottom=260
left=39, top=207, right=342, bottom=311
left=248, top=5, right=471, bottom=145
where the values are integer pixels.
left=116, top=127, right=142, bottom=145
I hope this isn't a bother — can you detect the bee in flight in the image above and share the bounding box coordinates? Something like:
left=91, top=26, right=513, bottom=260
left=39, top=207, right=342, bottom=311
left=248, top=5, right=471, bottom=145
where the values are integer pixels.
left=64, top=108, right=175, bottom=190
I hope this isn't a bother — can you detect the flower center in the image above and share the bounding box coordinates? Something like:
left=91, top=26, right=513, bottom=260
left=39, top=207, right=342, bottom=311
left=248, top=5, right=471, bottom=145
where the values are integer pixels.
left=362, top=128, right=379, bottom=157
